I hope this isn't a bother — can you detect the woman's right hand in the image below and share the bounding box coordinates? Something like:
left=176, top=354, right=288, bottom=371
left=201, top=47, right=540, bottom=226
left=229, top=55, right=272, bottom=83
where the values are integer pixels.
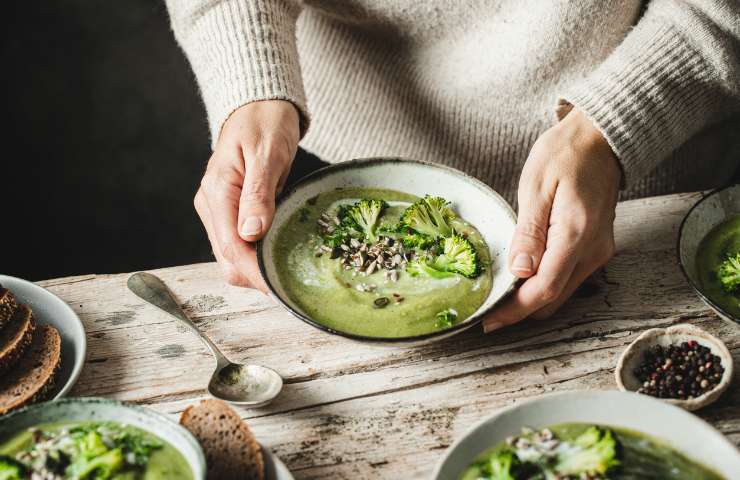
left=194, top=100, right=300, bottom=292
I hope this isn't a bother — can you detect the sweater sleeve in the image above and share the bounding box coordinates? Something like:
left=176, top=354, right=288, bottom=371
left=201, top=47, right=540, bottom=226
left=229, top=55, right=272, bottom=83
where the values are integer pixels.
left=165, top=0, right=309, bottom=148
left=558, top=0, right=740, bottom=188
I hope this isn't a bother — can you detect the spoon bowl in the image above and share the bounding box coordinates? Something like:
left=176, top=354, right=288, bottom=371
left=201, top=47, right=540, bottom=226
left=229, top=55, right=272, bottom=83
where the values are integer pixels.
left=127, top=272, right=283, bottom=407
left=208, top=363, right=283, bottom=407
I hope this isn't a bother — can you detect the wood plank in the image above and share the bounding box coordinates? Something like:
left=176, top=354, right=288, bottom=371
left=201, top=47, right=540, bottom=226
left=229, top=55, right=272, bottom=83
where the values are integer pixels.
left=36, top=191, right=740, bottom=479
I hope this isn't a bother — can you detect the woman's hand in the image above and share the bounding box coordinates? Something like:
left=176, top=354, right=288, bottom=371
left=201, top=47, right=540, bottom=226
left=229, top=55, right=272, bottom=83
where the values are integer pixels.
left=194, top=100, right=300, bottom=292
left=483, top=108, right=621, bottom=332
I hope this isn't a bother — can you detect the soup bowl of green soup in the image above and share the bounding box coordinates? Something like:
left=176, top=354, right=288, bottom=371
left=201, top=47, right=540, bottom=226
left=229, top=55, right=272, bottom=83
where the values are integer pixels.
left=434, top=390, right=740, bottom=480
left=679, top=184, right=740, bottom=323
left=0, top=397, right=206, bottom=479
left=257, top=158, right=518, bottom=343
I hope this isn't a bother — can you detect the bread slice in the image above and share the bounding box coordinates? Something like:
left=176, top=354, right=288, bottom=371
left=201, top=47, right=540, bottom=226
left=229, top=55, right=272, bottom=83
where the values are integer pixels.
left=0, top=305, right=35, bottom=375
left=0, top=287, right=18, bottom=332
left=0, top=325, right=61, bottom=415
left=180, top=399, right=264, bottom=480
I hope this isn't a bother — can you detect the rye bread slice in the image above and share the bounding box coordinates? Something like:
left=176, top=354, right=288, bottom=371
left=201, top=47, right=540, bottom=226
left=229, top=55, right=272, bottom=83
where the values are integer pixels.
left=0, top=287, right=18, bottom=332
left=0, top=325, right=61, bottom=415
left=0, top=305, right=35, bottom=375
left=180, top=399, right=264, bottom=480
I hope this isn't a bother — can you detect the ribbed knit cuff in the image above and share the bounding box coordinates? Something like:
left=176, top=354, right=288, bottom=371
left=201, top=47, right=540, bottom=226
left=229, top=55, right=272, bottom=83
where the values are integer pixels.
left=559, top=23, right=724, bottom=188
left=171, top=0, right=309, bottom=148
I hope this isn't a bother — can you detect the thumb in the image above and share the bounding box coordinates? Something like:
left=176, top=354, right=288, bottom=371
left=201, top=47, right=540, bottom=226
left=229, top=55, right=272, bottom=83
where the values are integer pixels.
left=237, top=144, right=287, bottom=242
left=509, top=186, right=552, bottom=278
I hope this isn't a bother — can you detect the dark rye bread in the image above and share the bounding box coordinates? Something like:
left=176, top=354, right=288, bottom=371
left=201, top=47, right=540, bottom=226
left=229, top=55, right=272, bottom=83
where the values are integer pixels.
left=0, top=305, right=35, bottom=375
left=0, top=325, right=61, bottom=415
left=0, top=287, right=18, bottom=331
left=180, top=399, right=264, bottom=480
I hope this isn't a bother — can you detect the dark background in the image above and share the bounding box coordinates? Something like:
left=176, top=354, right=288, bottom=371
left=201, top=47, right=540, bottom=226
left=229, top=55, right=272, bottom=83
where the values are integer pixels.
left=3, top=1, right=211, bottom=280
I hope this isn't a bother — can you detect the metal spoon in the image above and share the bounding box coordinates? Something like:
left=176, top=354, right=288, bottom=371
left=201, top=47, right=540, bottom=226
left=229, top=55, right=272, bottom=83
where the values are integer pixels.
left=127, top=272, right=283, bottom=407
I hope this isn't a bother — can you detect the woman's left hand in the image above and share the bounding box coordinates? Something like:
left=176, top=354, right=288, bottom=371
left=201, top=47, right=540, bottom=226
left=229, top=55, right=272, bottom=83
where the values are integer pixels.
left=482, top=108, right=621, bottom=333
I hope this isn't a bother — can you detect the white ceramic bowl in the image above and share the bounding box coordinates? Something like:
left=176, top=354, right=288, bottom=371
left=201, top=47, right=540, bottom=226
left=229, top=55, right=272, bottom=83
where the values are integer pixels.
left=678, top=184, right=740, bottom=323
left=0, top=274, right=86, bottom=400
left=615, top=324, right=733, bottom=411
left=257, top=158, right=517, bottom=344
left=0, top=397, right=206, bottom=479
left=433, top=390, right=740, bottom=480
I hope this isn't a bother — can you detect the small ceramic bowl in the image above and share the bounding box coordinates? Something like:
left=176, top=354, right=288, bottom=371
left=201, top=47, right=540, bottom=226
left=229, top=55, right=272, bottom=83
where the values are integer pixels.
left=615, top=324, right=733, bottom=411
left=256, top=157, right=518, bottom=344
left=433, top=390, right=740, bottom=480
left=0, top=274, right=86, bottom=400
left=678, top=184, right=740, bottom=323
left=0, top=397, right=207, bottom=479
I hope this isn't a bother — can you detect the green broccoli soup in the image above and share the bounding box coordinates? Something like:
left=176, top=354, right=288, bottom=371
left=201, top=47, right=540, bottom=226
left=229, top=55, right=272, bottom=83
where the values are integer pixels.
left=273, top=188, right=493, bottom=337
left=461, top=424, right=725, bottom=480
left=0, top=422, right=192, bottom=480
left=696, top=215, right=740, bottom=318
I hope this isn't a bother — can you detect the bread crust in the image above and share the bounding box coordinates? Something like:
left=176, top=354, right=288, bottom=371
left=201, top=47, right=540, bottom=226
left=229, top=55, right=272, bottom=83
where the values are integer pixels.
left=180, top=399, right=264, bottom=480
left=0, top=325, right=62, bottom=415
left=0, top=305, right=36, bottom=376
left=0, top=287, right=18, bottom=332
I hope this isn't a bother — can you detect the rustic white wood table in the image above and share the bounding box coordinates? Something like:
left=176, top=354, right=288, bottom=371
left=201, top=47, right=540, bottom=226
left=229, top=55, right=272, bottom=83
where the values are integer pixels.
left=38, top=191, right=740, bottom=479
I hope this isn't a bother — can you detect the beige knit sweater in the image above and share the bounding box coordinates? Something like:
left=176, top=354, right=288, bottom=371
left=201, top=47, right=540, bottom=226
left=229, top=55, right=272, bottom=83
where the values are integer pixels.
left=166, top=0, right=740, bottom=203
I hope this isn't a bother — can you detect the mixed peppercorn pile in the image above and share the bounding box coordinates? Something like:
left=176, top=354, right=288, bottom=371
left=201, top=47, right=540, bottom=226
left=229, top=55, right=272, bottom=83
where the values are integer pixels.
left=634, top=340, right=725, bottom=400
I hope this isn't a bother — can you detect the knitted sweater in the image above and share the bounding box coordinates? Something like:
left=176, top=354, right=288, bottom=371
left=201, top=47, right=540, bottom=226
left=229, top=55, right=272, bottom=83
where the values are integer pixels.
left=165, top=0, right=740, bottom=203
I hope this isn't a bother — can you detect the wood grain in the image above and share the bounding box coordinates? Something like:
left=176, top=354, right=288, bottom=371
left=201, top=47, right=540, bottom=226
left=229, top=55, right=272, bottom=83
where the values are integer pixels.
left=38, top=191, right=740, bottom=479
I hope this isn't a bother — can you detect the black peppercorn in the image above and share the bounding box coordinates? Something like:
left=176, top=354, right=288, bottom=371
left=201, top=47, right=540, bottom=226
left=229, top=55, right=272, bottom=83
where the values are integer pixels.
left=635, top=339, right=725, bottom=400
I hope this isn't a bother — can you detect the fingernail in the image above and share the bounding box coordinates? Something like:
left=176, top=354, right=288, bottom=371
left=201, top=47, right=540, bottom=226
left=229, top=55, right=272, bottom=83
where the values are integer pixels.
left=241, top=216, right=262, bottom=237
left=511, top=253, right=533, bottom=272
left=483, top=321, right=505, bottom=334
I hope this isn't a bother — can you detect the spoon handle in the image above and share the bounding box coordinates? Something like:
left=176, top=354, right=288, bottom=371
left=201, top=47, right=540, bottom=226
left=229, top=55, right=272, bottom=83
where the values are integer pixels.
left=127, top=272, right=230, bottom=367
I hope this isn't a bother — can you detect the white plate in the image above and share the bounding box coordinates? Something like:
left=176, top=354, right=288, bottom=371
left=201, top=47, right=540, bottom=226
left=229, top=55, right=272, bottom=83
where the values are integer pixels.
left=434, top=390, right=740, bottom=479
left=0, top=274, right=86, bottom=400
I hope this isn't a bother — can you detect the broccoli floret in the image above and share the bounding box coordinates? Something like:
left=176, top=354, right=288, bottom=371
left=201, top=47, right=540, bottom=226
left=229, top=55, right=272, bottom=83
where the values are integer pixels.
left=0, top=456, right=26, bottom=480
left=718, top=252, right=740, bottom=293
left=435, top=308, right=458, bottom=329
left=400, top=195, right=455, bottom=239
left=319, top=205, right=359, bottom=247
left=555, top=427, right=619, bottom=476
left=66, top=448, right=124, bottom=480
left=80, top=431, right=108, bottom=459
left=406, top=259, right=455, bottom=279
left=432, top=235, right=480, bottom=278
left=485, top=450, right=516, bottom=480
left=463, top=450, right=517, bottom=480
left=402, top=232, right=435, bottom=250
left=345, top=199, right=388, bottom=243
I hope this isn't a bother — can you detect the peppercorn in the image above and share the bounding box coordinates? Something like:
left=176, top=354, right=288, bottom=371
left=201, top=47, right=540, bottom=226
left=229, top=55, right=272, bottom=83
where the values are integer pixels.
left=633, top=340, right=724, bottom=400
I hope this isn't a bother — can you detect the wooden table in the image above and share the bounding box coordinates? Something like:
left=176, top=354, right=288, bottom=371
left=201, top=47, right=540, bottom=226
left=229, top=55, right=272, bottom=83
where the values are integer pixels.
left=38, top=191, right=740, bottom=479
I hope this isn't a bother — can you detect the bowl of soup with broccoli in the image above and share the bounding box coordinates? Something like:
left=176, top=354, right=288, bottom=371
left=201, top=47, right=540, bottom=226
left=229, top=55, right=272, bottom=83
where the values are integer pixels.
left=678, top=184, right=740, bottom=323
left=0, top=398, right=206, bottom=479
left=434, top=390, right=740, bottom=480
left=257, top=158, right=517, bottom=343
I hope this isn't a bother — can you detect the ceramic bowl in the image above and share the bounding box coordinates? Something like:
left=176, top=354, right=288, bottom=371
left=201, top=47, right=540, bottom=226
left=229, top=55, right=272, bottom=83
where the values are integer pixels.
left=433, top=390, right=740, bottom=480
left=0, top=397, right=207, bottom=479
left=0, top=274, right=86, bottom=400
left=678, top=184, right=740, bottom=323
left=615, top=324, right=733, bottom=411
left=256, top=157, right=518, bottom=344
